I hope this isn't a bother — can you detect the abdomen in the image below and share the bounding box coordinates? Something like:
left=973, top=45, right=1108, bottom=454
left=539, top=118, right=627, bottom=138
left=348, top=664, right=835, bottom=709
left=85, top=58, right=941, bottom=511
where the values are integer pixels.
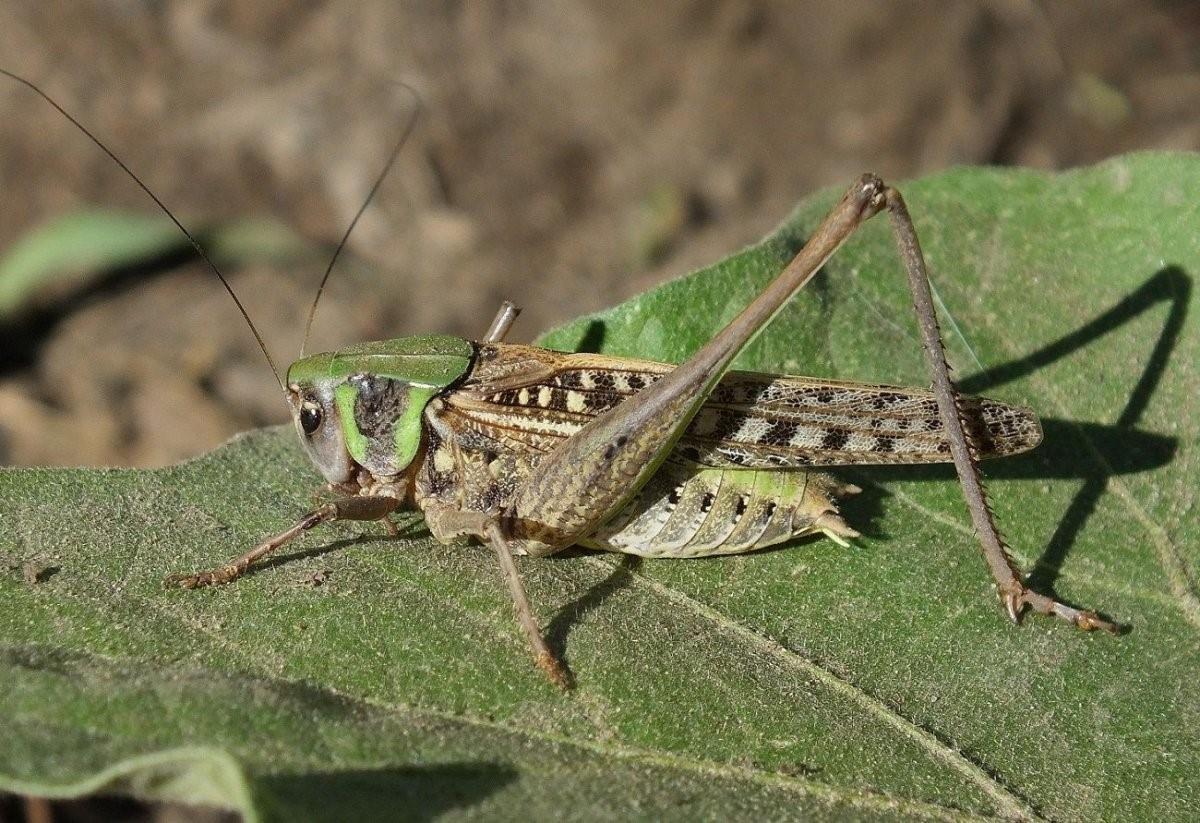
left=582, top=462, right=861, bottom=558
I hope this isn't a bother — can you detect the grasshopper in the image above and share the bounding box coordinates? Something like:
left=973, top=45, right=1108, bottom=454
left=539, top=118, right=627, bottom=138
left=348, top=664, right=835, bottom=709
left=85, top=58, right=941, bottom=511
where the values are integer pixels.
left=6, top=70, right=1116, bottom=689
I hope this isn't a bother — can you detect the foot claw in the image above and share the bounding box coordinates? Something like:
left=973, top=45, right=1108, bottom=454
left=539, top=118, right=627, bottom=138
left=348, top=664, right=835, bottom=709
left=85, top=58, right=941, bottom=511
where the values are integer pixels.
left=1062, top=606, right=1120, bottom=635
left=1004, top=590, right=1024, bottom=625
left=164, top=567, right=234, bottom=589
left=380, top=515, right=400, bottom=538
left=1002, top=586, right=1120, bottom=634
left=536, top=652, right=573, bottom=691
left=165, top=573, right=197, bottom=589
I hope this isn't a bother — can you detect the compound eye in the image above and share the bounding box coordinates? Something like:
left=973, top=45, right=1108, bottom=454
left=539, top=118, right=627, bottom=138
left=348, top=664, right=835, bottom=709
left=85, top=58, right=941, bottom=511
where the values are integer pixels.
left=299, top=403, right=322, bottom=435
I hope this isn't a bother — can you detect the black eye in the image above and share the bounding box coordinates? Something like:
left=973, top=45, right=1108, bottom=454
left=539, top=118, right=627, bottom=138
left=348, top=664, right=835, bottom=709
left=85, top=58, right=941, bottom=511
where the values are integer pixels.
left=299, top=405, right=322, bottom=435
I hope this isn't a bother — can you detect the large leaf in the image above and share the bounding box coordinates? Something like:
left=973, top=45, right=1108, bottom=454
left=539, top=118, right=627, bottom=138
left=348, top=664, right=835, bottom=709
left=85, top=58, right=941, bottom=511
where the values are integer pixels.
left=2, top=155, right=1197, bottom=821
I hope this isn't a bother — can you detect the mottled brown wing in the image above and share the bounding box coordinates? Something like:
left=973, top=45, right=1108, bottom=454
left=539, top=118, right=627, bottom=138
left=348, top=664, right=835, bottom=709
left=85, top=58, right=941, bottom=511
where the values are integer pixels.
left=437, top=343, right=1041, bottom=468
left=679, top=372, right=1041, bottom=467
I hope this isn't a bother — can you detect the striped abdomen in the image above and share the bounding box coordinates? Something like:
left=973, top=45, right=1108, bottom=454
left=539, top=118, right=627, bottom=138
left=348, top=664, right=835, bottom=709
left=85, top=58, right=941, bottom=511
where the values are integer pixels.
left=584, top=461, right=859, bottom=558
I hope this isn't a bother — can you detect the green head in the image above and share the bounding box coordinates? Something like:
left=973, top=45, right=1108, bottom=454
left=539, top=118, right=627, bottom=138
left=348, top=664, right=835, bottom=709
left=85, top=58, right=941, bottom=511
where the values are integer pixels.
left=285, top=335, right=474, bottom=484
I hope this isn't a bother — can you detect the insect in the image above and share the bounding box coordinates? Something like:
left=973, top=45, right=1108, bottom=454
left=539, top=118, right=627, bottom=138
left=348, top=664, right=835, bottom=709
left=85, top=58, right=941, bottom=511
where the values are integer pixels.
left=6, top=70, right=1116, bottom=689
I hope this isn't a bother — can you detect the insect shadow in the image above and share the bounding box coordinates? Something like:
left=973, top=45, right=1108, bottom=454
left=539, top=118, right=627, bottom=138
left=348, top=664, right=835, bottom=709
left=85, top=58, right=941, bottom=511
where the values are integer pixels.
left=841, top=265, right=1189, bottom=618
left=544, top=554, right=642, bottom=668
left=249, top=517, right=429, bottom=580
left=572, top=318, right=607, bottom=354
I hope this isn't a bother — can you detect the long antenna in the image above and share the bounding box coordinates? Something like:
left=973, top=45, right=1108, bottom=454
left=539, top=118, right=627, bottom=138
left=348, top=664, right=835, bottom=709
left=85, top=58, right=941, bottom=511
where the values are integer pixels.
left=1, top=68, right=286, bottom=393
left=300, top=81, right=424, bottom=357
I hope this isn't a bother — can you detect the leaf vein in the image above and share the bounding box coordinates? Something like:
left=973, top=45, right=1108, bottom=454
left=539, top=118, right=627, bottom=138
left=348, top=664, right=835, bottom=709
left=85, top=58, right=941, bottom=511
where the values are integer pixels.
left=587, top=556, right=1043, bottom=821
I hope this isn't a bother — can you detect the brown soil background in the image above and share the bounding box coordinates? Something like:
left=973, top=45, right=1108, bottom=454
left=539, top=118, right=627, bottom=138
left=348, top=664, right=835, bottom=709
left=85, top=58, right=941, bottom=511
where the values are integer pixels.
left=1, top=0, right=1198, bottom=474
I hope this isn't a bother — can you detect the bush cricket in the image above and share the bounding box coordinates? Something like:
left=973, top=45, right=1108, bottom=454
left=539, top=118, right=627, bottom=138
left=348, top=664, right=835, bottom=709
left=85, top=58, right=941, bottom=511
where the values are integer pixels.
left=5, top=70, right=1117, bottom=690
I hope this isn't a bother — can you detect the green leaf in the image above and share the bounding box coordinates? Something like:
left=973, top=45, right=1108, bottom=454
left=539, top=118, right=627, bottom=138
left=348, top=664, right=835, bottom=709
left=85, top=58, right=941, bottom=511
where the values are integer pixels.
left=0, top=210, right=309, bottom=318
left=3, top=155, right=1198, bottom=821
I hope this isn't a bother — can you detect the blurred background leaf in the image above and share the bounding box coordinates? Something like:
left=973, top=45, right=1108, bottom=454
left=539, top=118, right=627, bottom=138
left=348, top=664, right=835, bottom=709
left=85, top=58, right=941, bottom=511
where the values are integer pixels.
left=0, top=210, right=310, bottom=319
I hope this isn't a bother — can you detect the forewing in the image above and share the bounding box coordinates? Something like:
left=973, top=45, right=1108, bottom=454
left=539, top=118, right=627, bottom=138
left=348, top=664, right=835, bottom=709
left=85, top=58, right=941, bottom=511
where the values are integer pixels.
left=438, top=344, right=1041, bottom=467
left=681, top=372, right=1042, bottom=468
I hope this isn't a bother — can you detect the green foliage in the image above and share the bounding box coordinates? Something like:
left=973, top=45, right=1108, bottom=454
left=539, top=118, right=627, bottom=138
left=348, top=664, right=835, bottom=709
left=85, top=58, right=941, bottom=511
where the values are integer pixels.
left=3, top=156, right=1198, bottom=821
left=0, top=210, right=309, bottom=318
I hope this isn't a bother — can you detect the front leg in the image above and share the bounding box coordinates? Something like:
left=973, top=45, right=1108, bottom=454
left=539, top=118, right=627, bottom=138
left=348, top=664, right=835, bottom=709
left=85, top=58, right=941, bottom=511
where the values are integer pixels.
left=166, top=495, right=400, bottom=588
left=482, top=300, right=521, bottom=343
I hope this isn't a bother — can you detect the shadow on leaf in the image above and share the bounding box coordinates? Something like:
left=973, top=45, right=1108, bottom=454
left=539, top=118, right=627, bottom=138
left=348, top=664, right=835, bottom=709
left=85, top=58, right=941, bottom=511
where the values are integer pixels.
left=545, top=554, right=641, bottom=671
left=844, top=266, right=1189, bottom=623
left=258, top=762, right=518, bottom=823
